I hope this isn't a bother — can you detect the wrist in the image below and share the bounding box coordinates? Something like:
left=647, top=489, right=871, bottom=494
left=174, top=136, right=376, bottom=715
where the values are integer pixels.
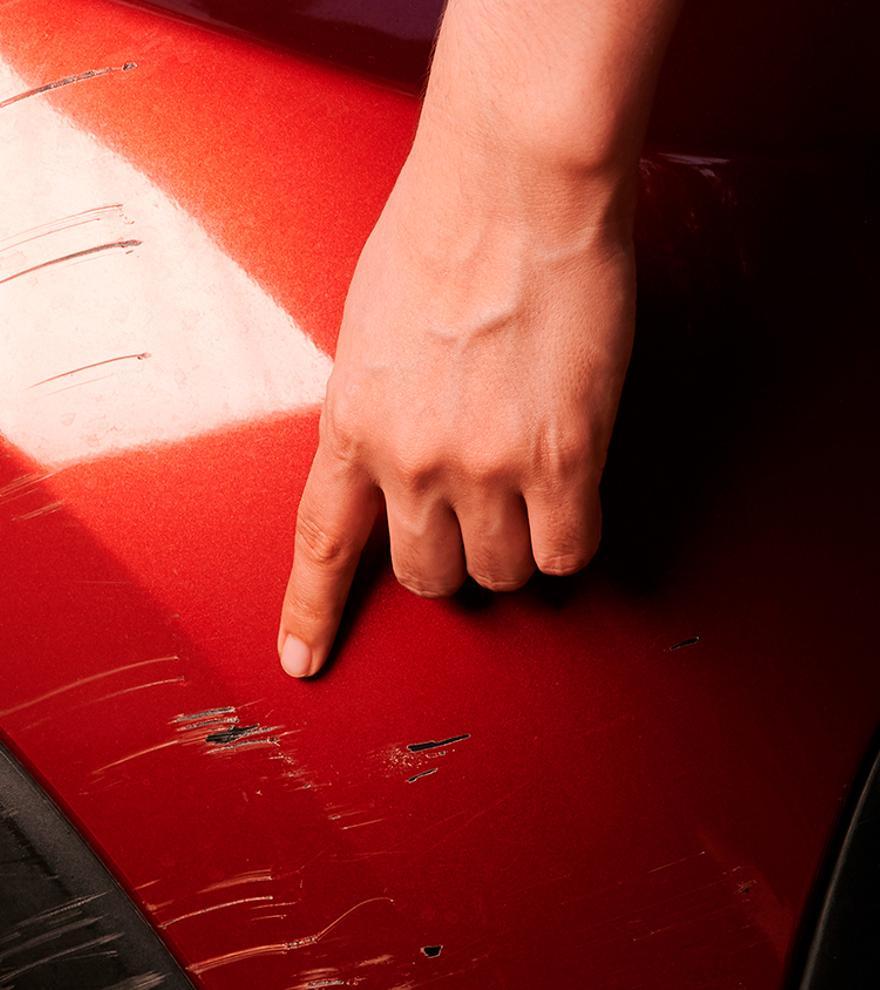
left=405, top=99, right=638, bottom=242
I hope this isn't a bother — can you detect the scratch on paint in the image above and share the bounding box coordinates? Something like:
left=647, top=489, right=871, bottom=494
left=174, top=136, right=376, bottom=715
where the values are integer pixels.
left=206, top=736, right=280, bottom=754
left=205, top=724, right=265, bottom=745
left=172, top=709, right=281, bottom=750
left=158, top=896, right=275, bottom=929
left=0, top=472, right=58, bottom=506
left=172, top=707, right=236, bottom=723
left=0, top=656, right=180, bottom=718
left=340, top=818, right=384, bottom=831
left=11, top=500, right=63, bottom=521
left=0, top=63, right=137, bottom=110
left=200, top=869, right=274, bottom=894
left=0, top=894, right=105, bottom=937
left=648, top=850, right=707, bottom=874
left=406, top=769, right=439, bottom=784
left=407, top=734, right=470, bottom=753
left=93, top=738, right=185, bottom=774
left=0, top=205, right=129, bottom=254
left=189, top=897, right=394, bottom=974
left=668, top=636, right=701, bottom=652
left=44, top=372, right=120, bottom=396
left=70, top=677, right=186, bottom=711
left=0, top=933, right=122, bottom=983
left=30, top=353, right=150, bottom=388
left=0, top=915, right=101, bottom=963
left=91, top=706, right=285, bottom=774
left=0, top=239, right=141, bottom=285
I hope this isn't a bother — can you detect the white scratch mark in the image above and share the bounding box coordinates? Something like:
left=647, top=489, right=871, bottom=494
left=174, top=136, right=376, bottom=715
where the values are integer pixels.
left=190, top=897, right=394, bottom=974
left=0, top=655, right=179, bottom=718
left=10, top=499, right=63, bottom=521
left=158, top=896, right=275, bottom=929
left=648, top=850, right=708, bottom=874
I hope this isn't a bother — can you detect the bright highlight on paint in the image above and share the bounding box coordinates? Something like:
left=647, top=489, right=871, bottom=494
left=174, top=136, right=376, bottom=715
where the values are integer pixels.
left=0, top=57, right=332, bottom=467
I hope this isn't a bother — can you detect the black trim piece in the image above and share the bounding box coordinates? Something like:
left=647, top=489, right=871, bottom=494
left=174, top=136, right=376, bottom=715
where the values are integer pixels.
left=793, top=738, right=880, bottom=989
left=0, top=743, right=194, bottom=989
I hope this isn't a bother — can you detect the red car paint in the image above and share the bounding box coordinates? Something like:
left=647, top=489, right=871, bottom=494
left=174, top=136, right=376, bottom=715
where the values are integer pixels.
left=0, top=1, right=877, bottom=988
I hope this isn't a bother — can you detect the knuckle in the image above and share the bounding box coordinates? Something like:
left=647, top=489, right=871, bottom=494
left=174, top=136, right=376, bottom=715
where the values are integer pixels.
left=282, top=588, right=323, bottom=625
left=551, top=437, right=588, bottom=477
left=296, top=511, right=352, bottom=568
left=320, top=391, right=364, bottom=464
left=394, top=451, right=437, bottom=493
left=470, top=571, right=531, bottom=592
left=536, top=556, right=584, bottom=577
left=465, top=444, right=518, bottom=488
left=534, top=427, right=590, bottom=479
left=467, top=549, right=533, bottom=592
left=535, top=543, right=596, bottom=576
left=395, top=572, right=460, bottom=599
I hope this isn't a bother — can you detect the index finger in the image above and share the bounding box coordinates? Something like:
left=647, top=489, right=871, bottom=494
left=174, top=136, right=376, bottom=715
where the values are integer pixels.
left=278, top=443, right=379, bottom=678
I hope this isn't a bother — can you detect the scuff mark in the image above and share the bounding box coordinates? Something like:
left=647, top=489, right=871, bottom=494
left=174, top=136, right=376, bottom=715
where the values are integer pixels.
left=0, top=471, right=58, bottom=507
left=45, top=372, right=121, bottom=396
left=11, top=500, right=63, bottom=522
left=30, top=352, right=150, bottom=388
left=0, top=238, right=141, bottom=285
left=69, top=676, right=187, bottom=711
left=0, top=204, right=129, bottom=255
left=158, top=895, right=275, bottom=929
left=205, top=724, right=262, bottom=745
left=406, top=768, right=439, bottom=784
left=0, top=933, right=122, bottom=983
left=0, top=894, right=104, bottom=938
left=0, top=914, right=102, bottom=963
left=189, top=897, right=394, bottom=974
left=668, top=636, right=701, bottom=652
left=172, top=707, right=236, bottom=723
left=200, top=869, right=273, bottom=894
left=202, top=717, right=281, bottom=751
left=648, top=850, right=707, bottom=873
left=407, top=734, right=470, bottom=753
left=96, top=710, right=281, bottom=773
left=420, top=945, right=443, bottom=958
left=0, top=62, right=137, bottom=110
left=340, top=818, right=384, bottom=831
left=0, top=655, right=180, bottom=718
left=93, top=738, right=184, bottom=774
left=207, top=736, right=279, bottom=753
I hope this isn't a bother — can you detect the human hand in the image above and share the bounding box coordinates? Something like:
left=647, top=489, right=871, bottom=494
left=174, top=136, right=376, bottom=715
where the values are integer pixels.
left=277, top=114, right=636, bottom=678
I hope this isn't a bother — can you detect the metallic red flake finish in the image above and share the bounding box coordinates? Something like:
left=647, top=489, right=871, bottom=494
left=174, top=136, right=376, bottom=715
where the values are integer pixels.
left=0, top=1, right=876, bottom=988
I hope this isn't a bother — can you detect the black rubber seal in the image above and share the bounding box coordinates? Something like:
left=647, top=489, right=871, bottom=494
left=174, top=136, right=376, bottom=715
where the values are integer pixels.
left=0, top=742, right=194, bottom=989
left=791, top=734, right=880, bottom=989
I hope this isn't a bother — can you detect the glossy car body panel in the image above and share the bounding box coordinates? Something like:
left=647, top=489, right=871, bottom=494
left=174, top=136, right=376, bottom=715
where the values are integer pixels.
left=0, top=1, right=877, bottom=988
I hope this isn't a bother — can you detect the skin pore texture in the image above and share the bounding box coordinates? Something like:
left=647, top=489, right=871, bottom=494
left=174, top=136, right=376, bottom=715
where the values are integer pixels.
left=278, top=0, right=683, bottom=678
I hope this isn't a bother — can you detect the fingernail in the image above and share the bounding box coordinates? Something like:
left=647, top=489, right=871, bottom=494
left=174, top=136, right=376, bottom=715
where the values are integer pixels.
left=280, top=635, right=312, bottom=678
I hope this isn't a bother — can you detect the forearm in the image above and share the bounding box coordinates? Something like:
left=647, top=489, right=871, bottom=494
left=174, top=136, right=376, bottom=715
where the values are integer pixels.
left=414, top=0, right=682, bottom=222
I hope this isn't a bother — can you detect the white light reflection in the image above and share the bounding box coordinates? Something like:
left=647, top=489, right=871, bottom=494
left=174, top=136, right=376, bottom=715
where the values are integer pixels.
left=0, top=58, right=332, bottom=467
